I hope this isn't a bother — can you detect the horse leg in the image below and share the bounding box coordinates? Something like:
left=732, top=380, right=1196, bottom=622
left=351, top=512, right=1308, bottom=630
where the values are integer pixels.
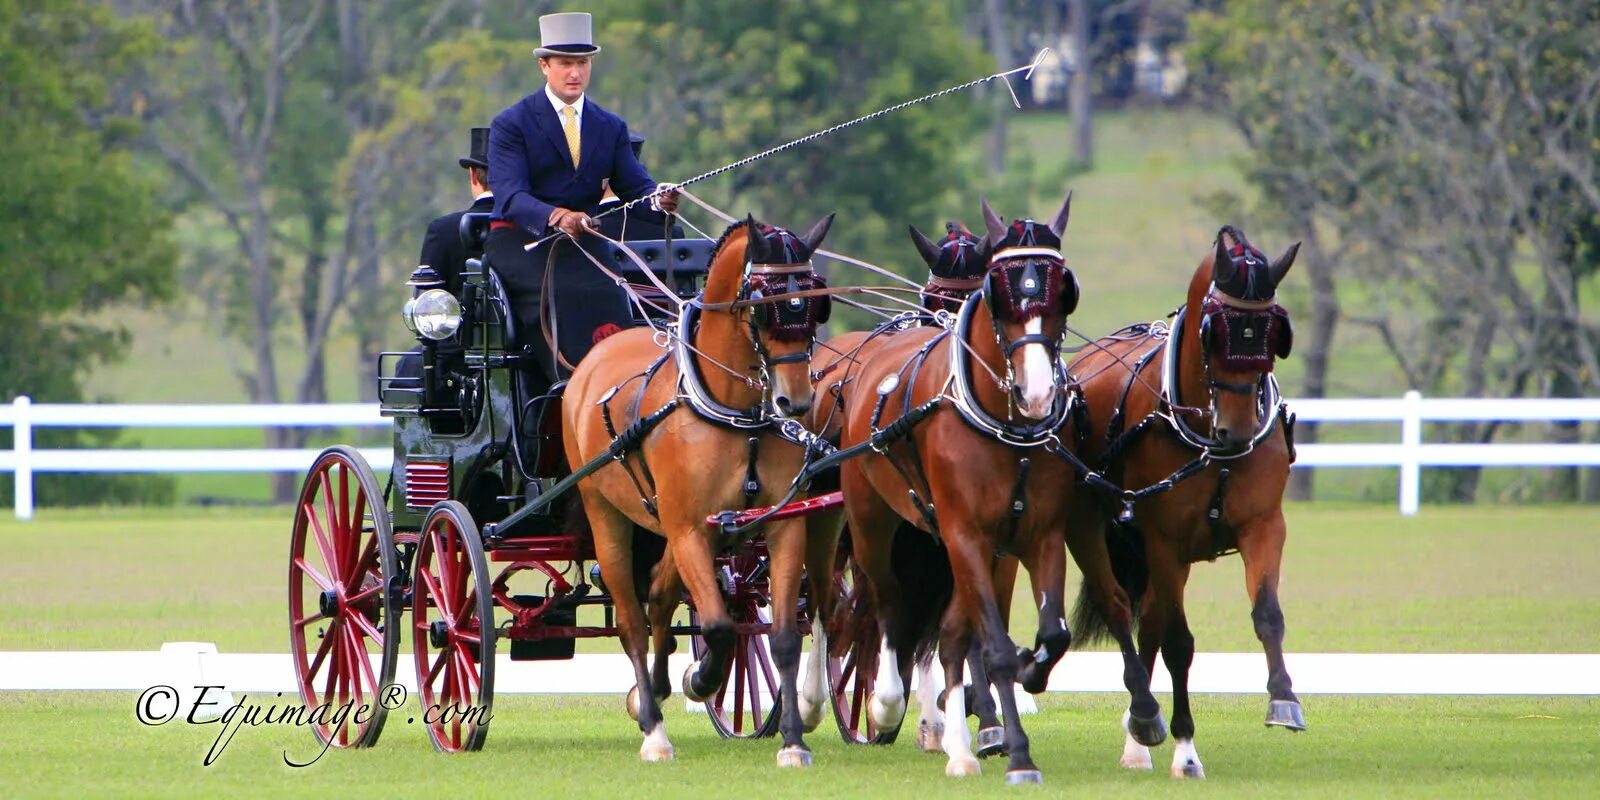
left=798, top=504, right=844, bottom=733
left=1119, top=580, right=1163, bottom=770
left=843, top=464, right=909, bottom=733
left=588, top=495, right=673, bottom=761
left=1239, top=511, right=1305, bottom=731
left=1016, top=537, right=1070, bottom=694
left=1163, top=593, right=1204, bottom=778
left=766, top=517, right=814, bottom=767
left=1066, top=512, right=1166, bottom=747
left=964, top=556, right=1012, bottom=758
left=640, top=548, right=680, bottom=719
left=946, top=532, right=1041, bottom=784
left=914, top=656, right=945, bottom=753
left=672, top=525, right=736, bottom=706
left=938, top=621, right=980, bottom=777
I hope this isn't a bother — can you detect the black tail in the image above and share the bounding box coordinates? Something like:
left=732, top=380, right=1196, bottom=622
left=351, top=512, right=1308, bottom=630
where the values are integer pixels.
left=1069, top=519, right=1148, bottom=648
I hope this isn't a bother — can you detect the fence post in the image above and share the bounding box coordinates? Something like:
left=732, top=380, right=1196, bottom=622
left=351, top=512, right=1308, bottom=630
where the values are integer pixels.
left=14, top=396, right=32, bottom=521
left=1399, top=389, right=1421, bottom=516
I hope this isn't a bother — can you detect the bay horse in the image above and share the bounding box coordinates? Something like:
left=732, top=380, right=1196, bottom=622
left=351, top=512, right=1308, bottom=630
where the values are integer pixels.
left=820, top=194, right=1165, bottom=784
left=563, top=214, right=834, bottom=766
left=1065, top=225, right=1302, bottom=779
left=806, top=220, right=1017, bottom=748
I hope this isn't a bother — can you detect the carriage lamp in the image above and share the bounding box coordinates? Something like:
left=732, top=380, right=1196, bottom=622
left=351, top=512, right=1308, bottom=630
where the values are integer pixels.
left=405, top=289, right=462, bottom=340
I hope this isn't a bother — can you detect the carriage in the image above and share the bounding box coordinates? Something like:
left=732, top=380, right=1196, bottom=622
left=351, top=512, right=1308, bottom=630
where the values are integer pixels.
left=284, top=215, right=884, bottom=753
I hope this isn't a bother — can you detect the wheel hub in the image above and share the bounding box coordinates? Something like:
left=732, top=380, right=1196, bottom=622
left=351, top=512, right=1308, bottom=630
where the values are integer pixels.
left=319, top=589, right=340, bottom=618
left=429, top=620, right=450, bottom=649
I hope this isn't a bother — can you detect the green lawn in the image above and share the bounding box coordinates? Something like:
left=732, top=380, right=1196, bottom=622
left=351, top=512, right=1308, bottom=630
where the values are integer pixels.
left=5, top=504, right=1597, bottom=654
left=1, top=692, right=1594, bottom=798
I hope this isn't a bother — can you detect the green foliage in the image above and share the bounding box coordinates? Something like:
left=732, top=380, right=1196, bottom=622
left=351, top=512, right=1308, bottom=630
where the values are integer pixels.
left=591, top=0, right=993, bottom=283
left=0, top=0, right=176, bottom=505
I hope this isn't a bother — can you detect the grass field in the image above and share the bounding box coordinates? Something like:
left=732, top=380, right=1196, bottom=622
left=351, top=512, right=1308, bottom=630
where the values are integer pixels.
left=1, top=692, right=1595, bottom=798
left=5, top=503, right=1598, bottom=796
left=5, top=504, right=1598, bottom=654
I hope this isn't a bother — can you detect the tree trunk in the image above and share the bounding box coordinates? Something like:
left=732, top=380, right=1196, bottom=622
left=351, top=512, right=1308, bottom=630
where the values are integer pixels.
left=983, top=0, right=1008, bottom=174
left=1286, top=217, right=1336, bottom=501
left=1068, top=0, right=1092, bottom=170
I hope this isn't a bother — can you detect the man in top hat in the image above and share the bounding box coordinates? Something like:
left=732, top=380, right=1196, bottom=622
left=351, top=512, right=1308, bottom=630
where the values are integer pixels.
left=418, top=127, right=495, bottom=295
left=485, top=10, right=679, bottom=384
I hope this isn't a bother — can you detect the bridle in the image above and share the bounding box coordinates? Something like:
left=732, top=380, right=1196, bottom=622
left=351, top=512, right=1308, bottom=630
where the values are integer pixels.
left=983, top=245, right=1077, bottom=386
left=1163, top=285, right=1289, bottom=458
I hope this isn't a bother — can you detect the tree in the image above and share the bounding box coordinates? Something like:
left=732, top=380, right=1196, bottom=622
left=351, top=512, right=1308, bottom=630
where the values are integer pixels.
left=590, top=0, right=992, bottom=281
left=1192, top=0, right=1600, bottom=502
left=0, top=0, right=176, bottom=506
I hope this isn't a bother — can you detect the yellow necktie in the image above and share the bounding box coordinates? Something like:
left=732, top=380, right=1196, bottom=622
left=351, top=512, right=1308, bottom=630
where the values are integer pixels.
left=561, top=105, right=581, bottom=168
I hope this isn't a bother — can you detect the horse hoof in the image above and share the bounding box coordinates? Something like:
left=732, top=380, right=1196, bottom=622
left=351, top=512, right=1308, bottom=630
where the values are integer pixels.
left=915, top=720, right=945, bottom=753
left=945, top=757, right=981, bottom=777
left=1265, top=699, right=1307, bottom=731
left=776, top=745, right=813, bottom=768
left=640, top=743, right=675, bottom=762
left=681, top=661, right=711, bottom=703
left=1127, top=712, right=1168, bottom=747
left=976, top=726, right=1006, bottom=758
left=1120, top=752, right=1153, bottom=770
left=1172, top=759, right=1206, bottom=780
left=1005, top=769, right=1043, bottom=785
left=626, top=686, right=641, bottom=721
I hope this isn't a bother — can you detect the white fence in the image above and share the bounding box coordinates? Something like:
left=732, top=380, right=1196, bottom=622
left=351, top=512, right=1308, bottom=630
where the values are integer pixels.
left=4, top=391, right=1600, bottom=520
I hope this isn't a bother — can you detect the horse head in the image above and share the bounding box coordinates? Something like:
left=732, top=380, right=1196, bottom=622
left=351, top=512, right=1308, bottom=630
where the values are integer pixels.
left=978, top=192, right=1079, bottom=421
left=1188, top=225, right=1298, bottom=450
left=910, top=221, right=989, bottom=314
left=714, top=213, right=834, bottom=418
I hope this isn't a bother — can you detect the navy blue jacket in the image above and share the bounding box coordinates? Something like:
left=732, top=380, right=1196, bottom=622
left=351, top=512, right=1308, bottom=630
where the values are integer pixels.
left=488, top=91, right=656, bottom=235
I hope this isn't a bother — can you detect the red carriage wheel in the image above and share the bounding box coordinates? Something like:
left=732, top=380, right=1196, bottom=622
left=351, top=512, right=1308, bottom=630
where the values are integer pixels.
left=411, top=500, right=496, bottom=752
left=827, top=540, right=899, bottom=745
left=688, top=549, right=781, bottom=739
left=288, top=446, right=400, bottom=749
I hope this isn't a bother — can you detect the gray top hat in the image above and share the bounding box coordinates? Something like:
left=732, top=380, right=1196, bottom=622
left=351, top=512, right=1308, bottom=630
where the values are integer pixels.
left=534, top=12, right=600, bottom=58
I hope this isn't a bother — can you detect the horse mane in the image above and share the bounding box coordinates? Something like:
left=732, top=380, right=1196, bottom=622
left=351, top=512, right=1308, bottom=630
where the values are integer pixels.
left=702, top=219, right=752, bottom=304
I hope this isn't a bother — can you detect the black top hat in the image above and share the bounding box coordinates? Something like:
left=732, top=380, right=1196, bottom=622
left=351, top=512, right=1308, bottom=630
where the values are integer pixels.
left=459, top=127, right=490, bottom=170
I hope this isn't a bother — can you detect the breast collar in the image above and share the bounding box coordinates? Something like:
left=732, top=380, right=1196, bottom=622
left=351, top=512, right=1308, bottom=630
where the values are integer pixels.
left=1160, top=305, right=1281, bottom=458
left=945, top=289, right=1075, bottom=448
left=669, top=300, right=825, bottom=452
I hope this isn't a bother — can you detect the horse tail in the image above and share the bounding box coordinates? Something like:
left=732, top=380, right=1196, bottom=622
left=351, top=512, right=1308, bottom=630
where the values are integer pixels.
left=1069, top=519, right=1148, bottom=648
left=890, top=521, right=951, bottom=664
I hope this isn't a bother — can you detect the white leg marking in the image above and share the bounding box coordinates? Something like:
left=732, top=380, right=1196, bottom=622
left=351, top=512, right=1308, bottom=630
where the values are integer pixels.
left=1170, top=737, right=1205, bottom=779
left=798, top=628, right=827, bottom=732
left=640, top=720, right=674, bottom=762
left=869, top=634, right=905, bottom=730
left=942, top=676, right=980, bottom=777
left=915, top=660, right=946, bottom=752
left=1018, top=318, right=1057, bottom=418
left=1120, top=710, right=1152, bottom=770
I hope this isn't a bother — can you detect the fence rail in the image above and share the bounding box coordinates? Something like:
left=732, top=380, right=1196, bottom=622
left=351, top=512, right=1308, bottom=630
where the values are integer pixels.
left=5, top=392, right=1599, bottom=520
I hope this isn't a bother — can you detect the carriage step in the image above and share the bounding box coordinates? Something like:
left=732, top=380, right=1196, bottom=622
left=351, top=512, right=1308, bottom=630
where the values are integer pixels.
left=507, top=595, right=578, bottom=661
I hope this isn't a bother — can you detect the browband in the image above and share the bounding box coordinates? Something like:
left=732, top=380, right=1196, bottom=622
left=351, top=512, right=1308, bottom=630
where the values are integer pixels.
left=990, top=246, right=1063, bottom=263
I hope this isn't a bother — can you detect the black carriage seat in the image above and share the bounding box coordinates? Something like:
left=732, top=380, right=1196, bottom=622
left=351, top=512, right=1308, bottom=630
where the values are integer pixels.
left=602, top=236, right=716, bottom=312
left=458, top=212, right=491, bottom=261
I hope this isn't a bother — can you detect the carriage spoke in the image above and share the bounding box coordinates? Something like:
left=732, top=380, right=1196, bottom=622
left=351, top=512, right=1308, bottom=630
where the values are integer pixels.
left=319, top=470, right=343, bottom=571
left=454, top=629, right=482, bottom=644
left=344, top=533, right=378, bottom=592
left=453, top=642, right=480, bottom=696
left=302, top=509, right=337, bottom=581
left=344, top=622, right=378, bottom=701
left=348, top=606, right=383, bottom=644
left=292, top=610, right=323, bottom=630
left=321, top=619, right=344, bottom=709
left=731, top=643, right=747, bottom=733
left=306, top=619, right=337, bottom=685
left=345, top=581, right=383, bottom=609
left=418, top=565, right=454, bottom=621
left=427, top=646, right=449, bottom=688
left=294, top=558, right=335, bottom=594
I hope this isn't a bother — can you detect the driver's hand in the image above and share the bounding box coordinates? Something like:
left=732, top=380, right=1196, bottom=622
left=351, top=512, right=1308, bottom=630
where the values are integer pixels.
left=548, top=208, right=591, bottom=238
left=656, top=186, right=680, bottom=214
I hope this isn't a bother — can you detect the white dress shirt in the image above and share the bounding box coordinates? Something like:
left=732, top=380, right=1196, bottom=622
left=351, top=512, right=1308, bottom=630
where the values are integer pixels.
left=544, top=84, right=585, bottom=135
